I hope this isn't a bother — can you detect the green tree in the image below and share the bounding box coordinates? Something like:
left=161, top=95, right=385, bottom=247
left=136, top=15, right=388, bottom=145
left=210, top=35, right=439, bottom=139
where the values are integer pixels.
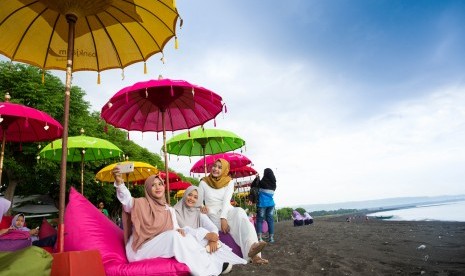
left=0, top=62, right=193, bottom=215
left=295, top=207, right=307, bottom=215
left=276, top=207, right=293, bottom=221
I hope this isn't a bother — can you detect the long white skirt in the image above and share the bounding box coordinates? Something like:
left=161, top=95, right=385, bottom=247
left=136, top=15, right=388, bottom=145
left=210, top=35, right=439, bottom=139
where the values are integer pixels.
left=126, top=230, right=222, bottom=276
left=209, top=207, right=259, bottom=259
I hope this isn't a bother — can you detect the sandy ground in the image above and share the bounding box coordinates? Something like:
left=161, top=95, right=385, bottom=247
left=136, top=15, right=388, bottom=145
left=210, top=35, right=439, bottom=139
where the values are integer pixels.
left=229, top=216, right=465, bottom=275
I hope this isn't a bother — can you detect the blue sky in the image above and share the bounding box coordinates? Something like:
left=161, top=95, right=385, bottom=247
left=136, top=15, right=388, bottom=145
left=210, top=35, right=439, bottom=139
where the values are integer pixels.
left=5, top=1, right=465, bottom=207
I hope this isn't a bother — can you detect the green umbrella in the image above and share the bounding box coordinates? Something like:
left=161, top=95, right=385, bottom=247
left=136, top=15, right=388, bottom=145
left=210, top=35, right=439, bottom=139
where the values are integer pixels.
left=165, top=128, right=245, bottom=174
left=39, top=130, right=123, bottom=194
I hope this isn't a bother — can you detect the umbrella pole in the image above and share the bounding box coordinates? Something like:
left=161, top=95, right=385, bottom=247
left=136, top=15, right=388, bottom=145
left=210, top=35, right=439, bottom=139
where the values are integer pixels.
left=0, top=135, right=5, bottom=186
left=203, top=146, right=207, bottom=176
left=80, top=153, right=84, bottom=195
left=162, top=111, right=170, bottom=204
left=57, top=14, right=77, bottom=253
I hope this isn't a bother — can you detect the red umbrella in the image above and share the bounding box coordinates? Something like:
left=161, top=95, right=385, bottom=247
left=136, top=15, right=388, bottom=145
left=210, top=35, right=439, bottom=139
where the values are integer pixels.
left=190, top=152, right=252, bottom=175
left=159, top=171, right=181, bottom=183
left=0, top=93, right=63, bottom=185
left=101, top=77, right=224, bottom=203
left=230, top=166, right=257, bottom=179
left=169, top=180, right=191, bottom=191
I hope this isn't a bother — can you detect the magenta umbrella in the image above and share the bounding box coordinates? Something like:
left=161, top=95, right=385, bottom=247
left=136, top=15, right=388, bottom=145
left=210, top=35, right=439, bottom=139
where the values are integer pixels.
left=190, top=152, right=252, bottom=175
left=101, top=77, right=224, bottom=203
left=230, top=166, right=258, bottom=179
left=0, top=93, right=63, bottom=185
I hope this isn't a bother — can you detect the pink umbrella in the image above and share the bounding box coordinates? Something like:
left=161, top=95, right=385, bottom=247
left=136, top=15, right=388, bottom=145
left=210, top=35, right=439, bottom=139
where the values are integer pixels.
left=0, top=93, right=63, bottom=185
left=230, top=166, right=257, bottom=179
left=101, top=77, right=224, bottom=203
left=190, top=152, right=252, bottom=175
left=169, top=180, right=191, bottom=191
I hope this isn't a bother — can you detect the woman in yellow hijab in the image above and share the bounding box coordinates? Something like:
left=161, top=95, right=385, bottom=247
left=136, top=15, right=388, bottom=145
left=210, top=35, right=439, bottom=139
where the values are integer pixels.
left=199, top=159, right=269, bottom=264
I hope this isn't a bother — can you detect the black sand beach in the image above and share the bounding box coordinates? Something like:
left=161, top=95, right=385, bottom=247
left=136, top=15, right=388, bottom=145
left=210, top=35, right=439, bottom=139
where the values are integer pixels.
left=230, top=217, right=465, bottom=275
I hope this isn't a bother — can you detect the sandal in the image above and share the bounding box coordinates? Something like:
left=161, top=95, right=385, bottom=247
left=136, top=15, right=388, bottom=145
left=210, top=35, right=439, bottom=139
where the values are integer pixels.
left=251, top=255, right=269, bottom=265
left=248, top=241, right=267, bottom=258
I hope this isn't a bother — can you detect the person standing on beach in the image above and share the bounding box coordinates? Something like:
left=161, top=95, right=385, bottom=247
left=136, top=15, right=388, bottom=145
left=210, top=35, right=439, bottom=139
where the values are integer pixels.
left=256, top=168, right=277, bottom=243
left=199, top=159, right=269, bottom=265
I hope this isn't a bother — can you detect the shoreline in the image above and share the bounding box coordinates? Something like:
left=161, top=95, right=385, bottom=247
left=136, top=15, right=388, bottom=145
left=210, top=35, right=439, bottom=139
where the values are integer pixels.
left=229, top=217, right=465, bottom=275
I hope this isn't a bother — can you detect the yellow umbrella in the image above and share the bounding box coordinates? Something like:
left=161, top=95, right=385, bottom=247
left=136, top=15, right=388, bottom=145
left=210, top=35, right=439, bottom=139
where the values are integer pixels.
left=0, top=0, right=180, bottom=252
left=96, top=161, right=158, bottom=183
left=234, top=191, right=250, bottom=199
left=175, top=190, right=185, bottom=198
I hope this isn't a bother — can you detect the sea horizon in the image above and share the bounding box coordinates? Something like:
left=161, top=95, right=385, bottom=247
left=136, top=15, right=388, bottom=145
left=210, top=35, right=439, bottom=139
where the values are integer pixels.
left=297, top=194, right=465, bottom=213
left=367, top=200, right=465, bottom=222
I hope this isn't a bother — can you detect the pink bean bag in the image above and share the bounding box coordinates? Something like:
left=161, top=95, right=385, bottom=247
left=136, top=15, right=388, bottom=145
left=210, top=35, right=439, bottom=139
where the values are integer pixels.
left=249, top=216, right=268, bottom=233
left=64, top=187, right=189, bottom=276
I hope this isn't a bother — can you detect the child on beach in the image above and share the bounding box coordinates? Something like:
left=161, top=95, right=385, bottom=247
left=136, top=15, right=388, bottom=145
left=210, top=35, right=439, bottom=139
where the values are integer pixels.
left=113, top=168, right=234, bottom=275
left=98, top=201, right=109, bottom=217
left=9, top=213, right=57, bottom=247
left=199, top=159, right=269, bottom=265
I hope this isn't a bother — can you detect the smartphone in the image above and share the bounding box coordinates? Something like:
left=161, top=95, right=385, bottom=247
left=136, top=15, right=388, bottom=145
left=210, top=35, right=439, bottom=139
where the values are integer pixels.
left=118, top=162, right=134, bottom=174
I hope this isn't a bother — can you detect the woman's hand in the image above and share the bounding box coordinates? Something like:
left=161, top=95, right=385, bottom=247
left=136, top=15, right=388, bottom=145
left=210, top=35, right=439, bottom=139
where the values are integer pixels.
left=112, top=167, right=124, bottom=185
left=29, top=228, right=39, bottom=236
left=205, top=232, right=219, bottom=242
left=200, top=205, right=209, bottom=214
left=0, top=228, right=9, bottom=235
left=207, top=240, right=218, bottom=253
left=176, top=228, right=185, bottom=237
left=220, top=218, right=230, bottom=233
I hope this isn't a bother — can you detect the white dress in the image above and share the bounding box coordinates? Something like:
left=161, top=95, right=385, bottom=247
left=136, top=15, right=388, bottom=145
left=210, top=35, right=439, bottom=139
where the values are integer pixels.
left=198, top=180, right=259, bottom=259
left=115, top=184, right=223, bottom=276
left=182, top=213, right=247, bottom=266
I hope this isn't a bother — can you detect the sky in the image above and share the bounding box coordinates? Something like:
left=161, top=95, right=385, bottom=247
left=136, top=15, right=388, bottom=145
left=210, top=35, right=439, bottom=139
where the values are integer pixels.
left=5, top=0, right=465, bottom=208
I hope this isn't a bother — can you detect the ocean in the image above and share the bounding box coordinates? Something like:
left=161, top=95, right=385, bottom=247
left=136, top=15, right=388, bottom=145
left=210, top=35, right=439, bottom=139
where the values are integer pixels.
left=367, top=200, right=465, bottom=222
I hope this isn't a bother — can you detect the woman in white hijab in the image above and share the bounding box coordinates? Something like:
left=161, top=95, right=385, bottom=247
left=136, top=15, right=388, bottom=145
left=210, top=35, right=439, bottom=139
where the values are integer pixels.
left=174, top=185, right=246, bottom=272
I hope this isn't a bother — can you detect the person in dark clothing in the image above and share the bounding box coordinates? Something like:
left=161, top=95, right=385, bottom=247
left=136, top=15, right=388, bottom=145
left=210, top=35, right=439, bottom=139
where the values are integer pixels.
left=256, top=168, right=276, bottom=243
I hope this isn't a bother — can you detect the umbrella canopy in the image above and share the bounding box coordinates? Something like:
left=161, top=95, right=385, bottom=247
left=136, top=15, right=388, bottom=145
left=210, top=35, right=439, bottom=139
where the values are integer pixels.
left=0, top=93, right=63, bottom=185
left=0, top=0, right=180, bottom=252
left=159, top=171, right=181, bottom=183
left=174, top=189, right=185, bottom=199
left=96, top=161, right=158, bottom=183
left=165, top=127, right=245, bottom=157
left=101, top=77, right=224, bottom=203
left=169, top=181, right=191, bottom=191
left=230, top=166, right=257, bottom=179
left=190, top=152, right=252, bottom=175
left=0, top=0, right=180, bottom=73
left=39, top=131, right=123, bottom=194
left=101, top=78, right=224, bottom=132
